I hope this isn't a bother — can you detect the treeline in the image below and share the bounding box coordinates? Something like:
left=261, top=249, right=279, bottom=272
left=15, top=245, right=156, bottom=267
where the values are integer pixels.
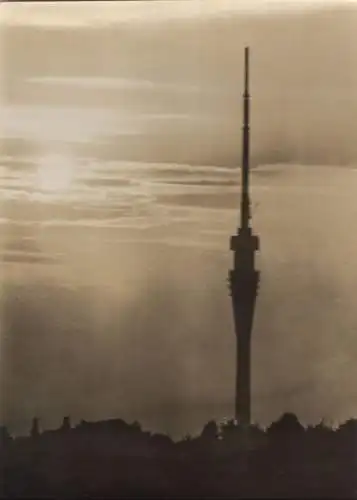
left=1, top=413, right=356, bottom=498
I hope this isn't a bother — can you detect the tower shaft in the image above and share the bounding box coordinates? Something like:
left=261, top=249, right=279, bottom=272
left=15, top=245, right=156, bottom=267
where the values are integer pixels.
left=229, top=47, right=260, bottom=427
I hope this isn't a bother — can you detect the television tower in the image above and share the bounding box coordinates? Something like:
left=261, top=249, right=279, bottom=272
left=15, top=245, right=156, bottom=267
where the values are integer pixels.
left=228, top=47, right=260, bottom=427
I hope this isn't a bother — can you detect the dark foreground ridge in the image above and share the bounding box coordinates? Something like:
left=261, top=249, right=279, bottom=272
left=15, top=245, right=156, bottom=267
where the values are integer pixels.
left=1, top=413, right=356, bottom=498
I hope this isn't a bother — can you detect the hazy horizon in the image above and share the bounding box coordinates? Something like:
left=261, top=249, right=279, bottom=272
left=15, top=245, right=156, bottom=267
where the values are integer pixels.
left=1, top=0, right=357, bottom=439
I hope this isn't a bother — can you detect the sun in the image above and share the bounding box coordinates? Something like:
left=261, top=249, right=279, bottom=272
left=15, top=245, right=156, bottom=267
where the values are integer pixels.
left=36, top=151, right=75, bottom=192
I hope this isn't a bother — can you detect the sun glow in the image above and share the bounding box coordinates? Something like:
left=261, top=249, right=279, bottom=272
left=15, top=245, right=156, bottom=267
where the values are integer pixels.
left=36, top=151, right=75, bottom=192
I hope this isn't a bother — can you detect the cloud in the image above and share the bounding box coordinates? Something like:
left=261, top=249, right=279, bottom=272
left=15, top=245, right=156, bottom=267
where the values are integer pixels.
left=0, top=105, right=215, bottom=146
left=1, top=228, right=61, bottom=265
left=26, top=76, right=204, bottom=94
left=4, top=4, right=357, bottom=166
left=1, top=252, right=59, bottom=265
left=12, top=3, right=357, bottom=167
left=0, top=105, right=123, bottom=143
left=0, top=0, right=342, bottom=28
left=4, top=236, right=40, bottom=254
left=80, top=177, right=132, bottom=189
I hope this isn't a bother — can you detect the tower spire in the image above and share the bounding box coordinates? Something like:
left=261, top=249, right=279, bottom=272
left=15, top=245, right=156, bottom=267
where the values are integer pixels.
left=241, top=46, right=251, bottom=230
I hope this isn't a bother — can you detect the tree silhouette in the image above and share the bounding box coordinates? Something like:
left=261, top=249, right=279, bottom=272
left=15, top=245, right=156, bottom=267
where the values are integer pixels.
left=30, top=417, right=40, bottom=439
left=200, top=420, right=218, bottom=441
left=268, top=412, right=305, bottom=436
left=1, top=414, right=356, bottom=498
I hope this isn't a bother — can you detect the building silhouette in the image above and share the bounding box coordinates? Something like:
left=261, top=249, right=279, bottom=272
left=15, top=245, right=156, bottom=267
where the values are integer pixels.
left=229, top=47, right=260, bottom=426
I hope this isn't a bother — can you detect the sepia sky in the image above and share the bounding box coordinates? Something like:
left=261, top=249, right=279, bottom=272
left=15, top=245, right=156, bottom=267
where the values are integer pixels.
left=0, top=0, right=346, bottom=26
left=1, top=0, right=357, bottom=438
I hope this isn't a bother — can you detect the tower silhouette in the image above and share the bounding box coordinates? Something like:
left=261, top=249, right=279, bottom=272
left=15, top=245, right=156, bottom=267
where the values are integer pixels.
left=229, top=47, right=260, bottom=427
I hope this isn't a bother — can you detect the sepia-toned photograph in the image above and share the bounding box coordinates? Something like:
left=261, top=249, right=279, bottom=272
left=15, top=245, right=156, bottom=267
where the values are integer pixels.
left=1, top=0, right=357, bottom=497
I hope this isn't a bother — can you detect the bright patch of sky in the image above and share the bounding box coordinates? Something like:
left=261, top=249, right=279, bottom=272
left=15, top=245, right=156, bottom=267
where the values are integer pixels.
left=0, top=0, right=351, bottom=27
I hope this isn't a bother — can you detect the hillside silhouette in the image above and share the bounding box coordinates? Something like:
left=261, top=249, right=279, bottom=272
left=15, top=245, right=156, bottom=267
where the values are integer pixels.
left=1, top=413, right=356, bottom=498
